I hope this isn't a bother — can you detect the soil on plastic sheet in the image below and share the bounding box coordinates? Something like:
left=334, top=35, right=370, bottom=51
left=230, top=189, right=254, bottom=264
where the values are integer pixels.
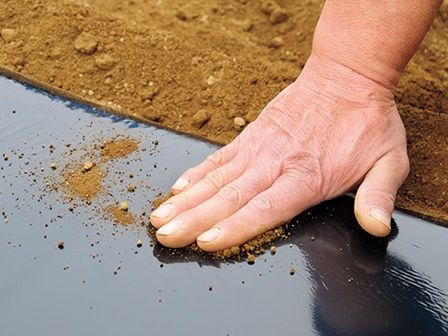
left=0, top=0, right=447, bottom=224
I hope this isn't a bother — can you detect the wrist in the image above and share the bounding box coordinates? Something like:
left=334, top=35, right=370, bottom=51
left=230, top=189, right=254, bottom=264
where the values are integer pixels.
left=297, top=53, right=396, bottom=105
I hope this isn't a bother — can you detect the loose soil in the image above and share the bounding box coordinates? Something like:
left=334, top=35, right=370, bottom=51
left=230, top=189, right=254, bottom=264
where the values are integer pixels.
left=62, top=138, right=139, bottom=202
left=1, top=0, right=447, bottom=224
left=107, top=204, right=135, bottom=226
left=151, top=193, right=288, bottom=258
left=63, top=163, right=104, bottom=201
left=100, top=139, right=139, bottom=160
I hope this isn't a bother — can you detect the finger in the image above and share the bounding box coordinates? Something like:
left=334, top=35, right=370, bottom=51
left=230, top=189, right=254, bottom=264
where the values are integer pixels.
left=156, top=166, right=277, bottom=248
left=354, top=151, right=410, bottom=237
left=150, top=158, right=245, bottom=228
left=196, top=173, right=319, bottom=251
left=171, top=138, right=240, bottom=194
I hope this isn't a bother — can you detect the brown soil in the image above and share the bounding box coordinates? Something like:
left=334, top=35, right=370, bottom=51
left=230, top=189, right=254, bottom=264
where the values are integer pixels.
left=63, top=163, right=104, bottom=201
left=151, top=193, right=286, bottom=258
left=62, top=138, right=139, bottom=201
left=147, top=216, right=286, bottom=260
left=100, top=139, right=139, bottom=160
left=1, top=0, right=447, bottom=224
left=107, top=204, right=135, bottom=226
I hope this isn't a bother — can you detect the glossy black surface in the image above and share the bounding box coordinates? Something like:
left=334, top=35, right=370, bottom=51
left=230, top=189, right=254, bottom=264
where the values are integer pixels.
left=1, top=76, right=447, bottom=336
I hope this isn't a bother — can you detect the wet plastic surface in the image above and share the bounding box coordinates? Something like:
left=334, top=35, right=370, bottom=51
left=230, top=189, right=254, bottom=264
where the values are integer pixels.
left=1, top=76, right=448, bottom=336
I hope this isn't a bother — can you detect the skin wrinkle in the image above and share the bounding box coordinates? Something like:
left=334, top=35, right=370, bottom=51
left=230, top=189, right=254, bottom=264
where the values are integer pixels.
left=152, top=0, right=442, bottom=250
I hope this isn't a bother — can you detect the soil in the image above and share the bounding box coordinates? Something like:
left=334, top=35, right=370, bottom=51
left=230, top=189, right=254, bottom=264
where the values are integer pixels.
left=1, top=0, right=447, bottom=223
left=100, top=139, right=139, bottom=160
left=64, top=163, right=104, bottom=201
left=60, top=137, right=140, bottom=226
left=107, top=204, right=135, bottom=226
left=151, top=193, right=286, bottom=258
left=62, top=138, right=139, bottom=202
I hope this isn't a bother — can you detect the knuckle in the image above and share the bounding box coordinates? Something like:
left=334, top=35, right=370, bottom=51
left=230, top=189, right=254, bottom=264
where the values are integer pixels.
left=204, top=170, right=226, bottom=189
left=398, top=155, right=410, bottom=180
left=248, top=196, right=275, bottom=214
left=217, top=185, right=244, bottom=207
left=206, top=150, right=224, bottom=168
left=367, top=189, right=396, bottom=213
left=182, top=168, right=196, bottom=178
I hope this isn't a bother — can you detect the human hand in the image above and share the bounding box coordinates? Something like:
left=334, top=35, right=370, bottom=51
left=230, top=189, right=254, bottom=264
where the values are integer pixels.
left=150, top=55, right=409, bottom=251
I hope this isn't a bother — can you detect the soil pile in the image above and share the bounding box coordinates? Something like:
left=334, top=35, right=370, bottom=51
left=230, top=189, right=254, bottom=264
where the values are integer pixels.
left=63, top=138, right=139, bottom=201
left=0, top=0, right=447, bottom=223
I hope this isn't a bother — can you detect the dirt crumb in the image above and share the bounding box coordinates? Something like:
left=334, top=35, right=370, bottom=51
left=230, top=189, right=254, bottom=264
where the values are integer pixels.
left=151, top=193, right=173, bottom=210
left=74, top=32, right=98, bottom=55
left=95, top=54, right=117, bottom=70
left=1, top=28, right=17, bottom=43
left=192, top=109, right=211, bottom=129
left=107, top=204, right=135, bottom=225
left=100, top=139, right=139, bottom=160
left=64, top=164, right=103, bottom=201
left=247, top=254, right=256, bottom=264
left=150, top=194, right=285, bottom=258
left=118, top=201, right=129, bottom=211
left=83, top=161, right=94, bottom=172
left=289, top=266, right=296, bottom=275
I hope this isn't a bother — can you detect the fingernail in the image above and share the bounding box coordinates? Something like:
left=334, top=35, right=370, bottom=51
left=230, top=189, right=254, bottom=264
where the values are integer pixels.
left=157, top=219, right=182, bottom=236
left=152, top=203, right=175, bottom=219
left=369, top=207, right=391, bottom=231
left=198, top=227, right=222, bottom=243
left=172, top=177, right=190, bottom=191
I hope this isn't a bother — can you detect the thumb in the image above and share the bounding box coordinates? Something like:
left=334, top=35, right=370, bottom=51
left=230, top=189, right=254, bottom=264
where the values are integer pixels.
left=354, top=151, right=410, bottom=237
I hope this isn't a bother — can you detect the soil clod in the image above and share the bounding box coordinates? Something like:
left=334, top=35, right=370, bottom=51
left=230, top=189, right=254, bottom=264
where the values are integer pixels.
left=1, top=28, right=17, bottom=43
left=192, top=109, right=211, bottom=129
left=74, top=32, right=98, bottom=55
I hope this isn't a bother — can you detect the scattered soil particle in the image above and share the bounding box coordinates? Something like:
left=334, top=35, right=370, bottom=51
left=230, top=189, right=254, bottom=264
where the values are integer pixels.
left=270, top=245, right=277, bottom=255
left=50, top=162, right=57, bottom=170
left=57, top=240, right=65, bottom=249
left=64, top=164, right=103, bottom=201
left=100, top=139, right=139, bottom=160
left=222, top=249, right=232, bottom=258
left=136, top=239, right=143, bottom=248
left=83, top=161, right=94, bottom=172
left=151, top=193, right=173, bottom=210
left=127, top=184, right=136, bottom=192
left=230, top=246, right=241, bottom=256
left=107, top=205, right=134, bottom=225
left=247, top=254, right=256, bottom=264
left=150, top=194, right=285, bottom=258
left=118, top=201, right=129, bottom=211
left=289, top=266, right=296, bottom=275
left=242, top=227, right=284, bottom=254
